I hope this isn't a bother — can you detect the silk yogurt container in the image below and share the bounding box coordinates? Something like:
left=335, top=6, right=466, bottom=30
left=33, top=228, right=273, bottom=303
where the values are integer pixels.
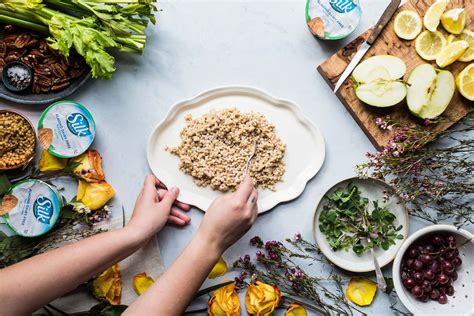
left=38, top=100, right=96, bottom=158
left=1, top=180, right=61, bottom=237
left=306, top=0, right=362, bottom=40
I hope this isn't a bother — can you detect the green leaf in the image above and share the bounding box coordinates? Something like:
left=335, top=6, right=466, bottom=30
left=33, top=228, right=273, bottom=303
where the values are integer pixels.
left=384, top=277, right=394, bottom=294
left=195, top=280, right=234, bottom=298
left=0, top=173, right=12, bottom=195
left=89, top=303, right=128, bottom=316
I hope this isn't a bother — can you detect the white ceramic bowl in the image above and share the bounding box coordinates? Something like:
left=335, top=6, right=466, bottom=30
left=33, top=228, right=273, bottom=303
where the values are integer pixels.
left=313, top=177, right=409, bottom=272
left=393, top=225, right=474, bottom=316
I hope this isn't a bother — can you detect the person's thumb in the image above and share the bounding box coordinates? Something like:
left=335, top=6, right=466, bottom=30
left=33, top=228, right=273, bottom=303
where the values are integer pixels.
left=160, top=187, right=179, bottom=210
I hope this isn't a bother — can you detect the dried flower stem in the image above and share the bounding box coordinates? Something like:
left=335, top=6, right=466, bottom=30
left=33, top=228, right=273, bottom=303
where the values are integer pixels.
left=233, top=236, right=366, bottom=315
left=357, top=112, right=474, bottom=227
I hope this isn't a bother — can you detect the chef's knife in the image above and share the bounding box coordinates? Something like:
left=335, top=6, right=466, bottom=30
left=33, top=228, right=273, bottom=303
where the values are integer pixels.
left=333, top=0, right=402, bottom=93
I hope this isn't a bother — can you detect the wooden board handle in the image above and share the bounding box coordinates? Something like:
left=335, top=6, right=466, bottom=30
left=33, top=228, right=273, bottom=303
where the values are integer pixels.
left=367, top=0, right=401, bottom=45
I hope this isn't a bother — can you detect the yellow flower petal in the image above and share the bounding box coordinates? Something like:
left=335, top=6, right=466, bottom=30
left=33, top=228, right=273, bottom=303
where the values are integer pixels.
left=208, top=257, right=228, bottom=279
left=77, top=179, right=115, bottom=210
left=285, top=303, right=307, bottom=316
left=39, top=150, right=68, bottom=172
left=133, top=272, right=155, bottom=296
left=245, top=281, right=280, bottom=316
left=208, top=282, right=241, bottom=316
left=346, top=277, right=377, bottom=306
left=92, top=264, right=122, bottom=305
left=72, top=149, right=105, bottom=182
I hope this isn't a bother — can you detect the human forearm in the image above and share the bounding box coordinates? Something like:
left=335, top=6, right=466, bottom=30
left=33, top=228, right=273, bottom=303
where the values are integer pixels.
left=124, top=232, right=222, bottom=315
left=0, top=227, right=144, bottom=315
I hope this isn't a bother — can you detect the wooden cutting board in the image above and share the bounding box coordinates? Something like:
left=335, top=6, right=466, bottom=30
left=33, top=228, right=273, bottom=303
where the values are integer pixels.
left=317, top=0, right=472, bottom=150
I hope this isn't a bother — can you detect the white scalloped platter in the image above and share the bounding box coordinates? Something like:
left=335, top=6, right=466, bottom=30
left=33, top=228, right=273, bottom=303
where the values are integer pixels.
left=147, top=86, right=325, bottom=213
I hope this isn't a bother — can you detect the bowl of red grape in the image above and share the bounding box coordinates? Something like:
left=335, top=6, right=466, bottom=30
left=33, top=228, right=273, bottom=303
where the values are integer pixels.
left=393, top=225, right=473, bottom=315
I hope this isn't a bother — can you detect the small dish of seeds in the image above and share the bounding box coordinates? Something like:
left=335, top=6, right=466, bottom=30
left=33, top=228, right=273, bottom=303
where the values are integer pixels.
left=0, top=110, right=36, bottom=170
left=2, top=61, right=33, bottom=93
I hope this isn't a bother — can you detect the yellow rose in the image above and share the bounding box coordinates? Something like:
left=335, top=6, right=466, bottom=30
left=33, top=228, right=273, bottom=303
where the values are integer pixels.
left=72, top=149, right=105, bottom=182
left=285, top=303, right=307, bottom=316
left=133, top=272, right=155, bottom=296
left=92, top=264, right=122, bottom=305
left=39, top=150, right=68, bottom=172
left=208, top=283, right=241, bottom=316
left=77, top=179, right=115, bottom=210
left=245, top=281, right=281, bottom=316
left=208, top=257, right=228, bottom=279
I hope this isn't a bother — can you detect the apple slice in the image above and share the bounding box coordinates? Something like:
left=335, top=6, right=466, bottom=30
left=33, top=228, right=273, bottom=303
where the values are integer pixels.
left=352, top=55, right=407, bottom=82
left=407, top=64, right=455, bottom=119
left=352, top=55, right=407, bottom=107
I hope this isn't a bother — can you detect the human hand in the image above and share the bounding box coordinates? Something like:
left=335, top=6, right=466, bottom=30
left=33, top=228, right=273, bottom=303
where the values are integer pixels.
left=197, top=175, right=258, bottom=254
left=126, top=175, right=191, bottom=243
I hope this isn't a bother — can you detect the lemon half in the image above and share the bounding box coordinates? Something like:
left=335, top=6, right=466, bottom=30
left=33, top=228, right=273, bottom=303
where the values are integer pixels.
left=415, top=30, right=446, bottom=61
left=456, top=63, right=474, bottom=101
left=394, top=10, right=422, bottom=40
left=436, top=40, right=469, bottom=67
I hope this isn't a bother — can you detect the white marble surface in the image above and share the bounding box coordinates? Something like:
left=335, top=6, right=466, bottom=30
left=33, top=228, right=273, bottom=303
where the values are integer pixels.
left=2, top=0, right=461, bottom=314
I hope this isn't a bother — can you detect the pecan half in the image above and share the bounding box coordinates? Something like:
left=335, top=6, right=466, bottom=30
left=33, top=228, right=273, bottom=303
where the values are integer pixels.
left=15, top=33, right=31, bottom=49
left=34, top=74, right=52, bottom=87
left=51, top=81, right=70, bottom=91
left=51, top=62, right=67, bottom=78
left=0, top=42, right=6, bottom=58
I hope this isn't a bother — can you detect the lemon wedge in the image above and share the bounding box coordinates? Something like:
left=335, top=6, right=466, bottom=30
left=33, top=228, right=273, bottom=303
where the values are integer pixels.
left=394, top=10, right=422, bottom=40
left=441, top=8, right=466, bottom=34
left=436, top=40, right=469, bottom=67
left=423, top=0, right=449, bottom=32
left=448, top=30, right=474, bottom=62
left=456, top=63, right=474, bottom=101
left=415, top=30, right=446, bottom=61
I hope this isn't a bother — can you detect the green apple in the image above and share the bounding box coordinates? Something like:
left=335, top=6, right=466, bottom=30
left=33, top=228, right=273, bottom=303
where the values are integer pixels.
left=352, top=55, right=407, bottom=107
left=406, top=64, right=455, bottom=119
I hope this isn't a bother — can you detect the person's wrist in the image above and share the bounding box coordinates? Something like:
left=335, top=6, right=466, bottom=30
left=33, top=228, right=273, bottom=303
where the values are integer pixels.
left=195, top=229, right=225, bottom=258
left=121, top=224, right=151, bottom=248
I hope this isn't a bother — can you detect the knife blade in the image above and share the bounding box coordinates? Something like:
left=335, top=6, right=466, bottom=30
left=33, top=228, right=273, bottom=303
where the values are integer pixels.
left=333, top=0, right=402, bottom=93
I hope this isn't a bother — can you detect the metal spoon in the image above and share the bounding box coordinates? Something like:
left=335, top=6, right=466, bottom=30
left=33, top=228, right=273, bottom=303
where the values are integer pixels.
left=369, top=237, right=387, bottom=292
left=243, top=137, right=257, bottom=176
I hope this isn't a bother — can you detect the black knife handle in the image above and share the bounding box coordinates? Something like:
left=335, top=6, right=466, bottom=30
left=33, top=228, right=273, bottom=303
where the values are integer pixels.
left=367, top=0, right=402, bottom=45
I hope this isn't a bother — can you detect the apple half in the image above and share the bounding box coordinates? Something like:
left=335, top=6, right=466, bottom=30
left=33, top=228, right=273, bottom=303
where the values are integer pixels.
left=352, top=55, right=407, bottom=107
left=406, top=64, right=455, bottom=119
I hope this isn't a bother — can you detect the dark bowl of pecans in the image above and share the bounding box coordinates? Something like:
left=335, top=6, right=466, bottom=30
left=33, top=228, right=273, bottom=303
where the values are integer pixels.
left=0, top=110, right=37, bottom=171
left=0, top=24, right=90, bottom=105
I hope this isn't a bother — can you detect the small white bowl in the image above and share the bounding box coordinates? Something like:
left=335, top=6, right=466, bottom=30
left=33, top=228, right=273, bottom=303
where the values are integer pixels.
left=393, top=225, right=474, bottom=316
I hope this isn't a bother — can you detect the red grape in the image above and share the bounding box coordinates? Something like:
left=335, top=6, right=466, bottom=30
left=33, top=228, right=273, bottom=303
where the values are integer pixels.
left=438, top=273, right=449, bottom=285
left=411, top=259, right=424, bottom=271
left=408, top=248, right=419, bottom=259
left=452, top=257, right=462, bottom=268
left=432, top=235, right=444, bottom=246
left=403, top=278, right=416, bottom=289
left=450, top=271, right=458, bottom=281
left=430, top=261, right=441, bottom=274
left=413, top=272, right=424, bottom=284
left=422, top=280, right=432, bottom=292
left=411, top=285, right=424, bottom=298
left=438, top=293, right=448, bottom=304
left=419, top=254, right=433, bottom=264
left=446, top=285, right=454, bottom=296
left=424, top=269, right=435, bottom=281
left=430, top=288, right=440, bottom=300
left=442, top=261, right=455, bottom=273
